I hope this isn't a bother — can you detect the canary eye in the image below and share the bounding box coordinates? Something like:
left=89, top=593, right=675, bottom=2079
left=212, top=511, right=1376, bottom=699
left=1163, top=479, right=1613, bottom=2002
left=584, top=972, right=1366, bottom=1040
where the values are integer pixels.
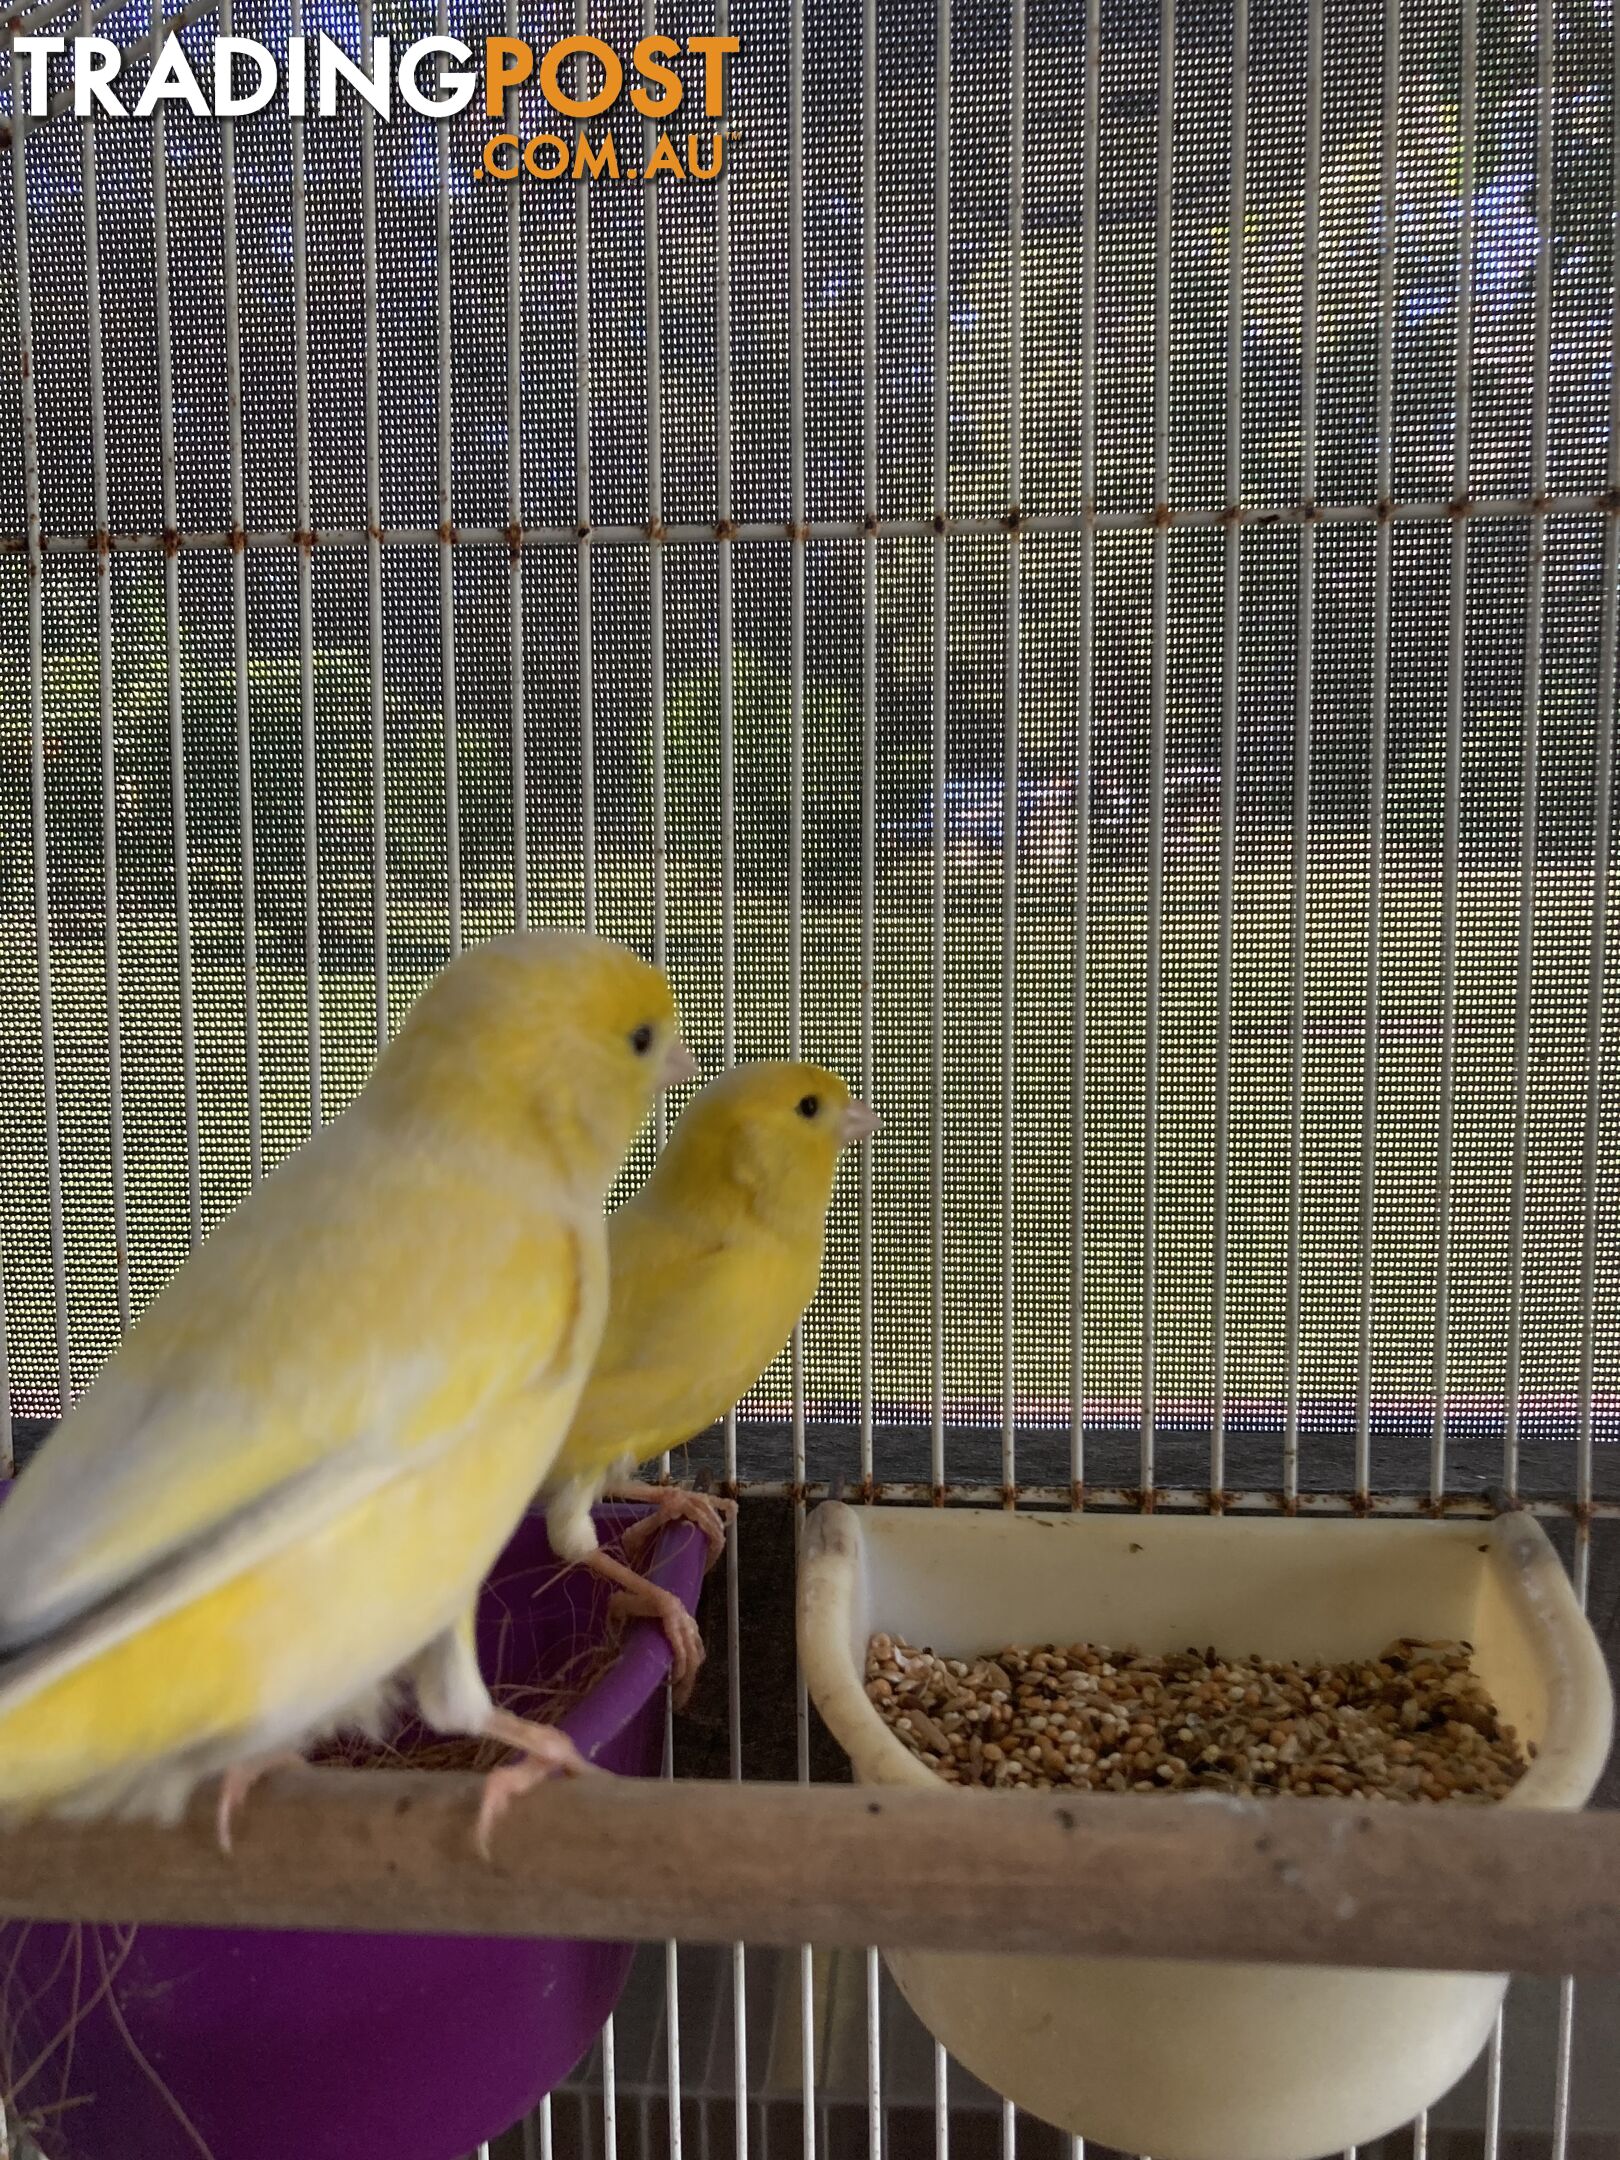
left=630, top=1024, right=654, bottom=1056
left=797, top=1094, right=820, bottom=1119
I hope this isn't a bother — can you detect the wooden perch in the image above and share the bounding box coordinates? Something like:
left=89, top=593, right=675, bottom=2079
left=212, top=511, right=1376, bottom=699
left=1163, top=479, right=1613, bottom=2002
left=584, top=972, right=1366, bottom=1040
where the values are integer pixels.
left=0, top=1773, right=1616, bottom=1976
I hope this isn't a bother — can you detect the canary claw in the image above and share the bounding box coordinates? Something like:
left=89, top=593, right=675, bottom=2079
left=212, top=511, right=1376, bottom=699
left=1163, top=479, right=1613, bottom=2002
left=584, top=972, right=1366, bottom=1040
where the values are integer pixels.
left=215, top=1750, right=304, bottom=1855
left=474, top=1717, right=593, bottom=1859
left=619, top=1486, right=736, bottom=1570
left=607, top=1582, right=704, bottom=1707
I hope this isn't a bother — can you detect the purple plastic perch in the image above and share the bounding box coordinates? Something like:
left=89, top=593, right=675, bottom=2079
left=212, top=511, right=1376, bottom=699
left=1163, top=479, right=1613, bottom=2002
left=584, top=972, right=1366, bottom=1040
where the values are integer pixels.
left=0, top=1504, right=706, bottom=2160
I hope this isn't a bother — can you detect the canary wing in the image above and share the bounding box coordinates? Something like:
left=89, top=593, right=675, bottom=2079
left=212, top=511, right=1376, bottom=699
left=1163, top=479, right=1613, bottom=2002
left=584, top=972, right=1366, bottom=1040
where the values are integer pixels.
left=0, top=1117, right=589, bottom=1651
left=564, top=1201, right=803, bottom=1478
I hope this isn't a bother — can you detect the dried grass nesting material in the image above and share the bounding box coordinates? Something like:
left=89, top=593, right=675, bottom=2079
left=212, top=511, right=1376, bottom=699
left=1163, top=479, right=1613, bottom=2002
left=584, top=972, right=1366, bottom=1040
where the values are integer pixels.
left=865, top=1635, right=1531, bottom=1801
left=312, top=1635, right=618, bottom=1775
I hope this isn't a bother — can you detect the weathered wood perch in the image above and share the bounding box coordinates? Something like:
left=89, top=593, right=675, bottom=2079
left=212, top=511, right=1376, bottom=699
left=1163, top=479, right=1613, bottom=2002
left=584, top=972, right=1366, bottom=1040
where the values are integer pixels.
left=0, top=1773, right=1615, bottom=1977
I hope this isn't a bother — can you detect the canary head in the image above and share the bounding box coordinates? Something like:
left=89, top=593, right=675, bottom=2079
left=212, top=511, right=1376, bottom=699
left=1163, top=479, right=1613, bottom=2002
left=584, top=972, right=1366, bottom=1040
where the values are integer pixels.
left=367, top=932, right=695, bottom=1178
left=652, top=1060, right=879, bottom=1228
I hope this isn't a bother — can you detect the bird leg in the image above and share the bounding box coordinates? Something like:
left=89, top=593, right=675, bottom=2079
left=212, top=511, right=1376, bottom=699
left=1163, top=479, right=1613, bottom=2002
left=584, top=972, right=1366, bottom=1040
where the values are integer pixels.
left=215, top=1750, right=305, bottom=1854
left=409, top=1613, right=595, bottom=1858
left=611, top=1480, right=737, bottom=1570
left=584, top=1546, right=704, bottom=1706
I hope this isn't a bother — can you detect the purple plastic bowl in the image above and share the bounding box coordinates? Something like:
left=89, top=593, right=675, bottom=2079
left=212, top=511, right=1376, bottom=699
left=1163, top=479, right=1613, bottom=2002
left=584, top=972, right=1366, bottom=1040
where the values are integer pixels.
left=0, top=1504, right=705, bottom=2160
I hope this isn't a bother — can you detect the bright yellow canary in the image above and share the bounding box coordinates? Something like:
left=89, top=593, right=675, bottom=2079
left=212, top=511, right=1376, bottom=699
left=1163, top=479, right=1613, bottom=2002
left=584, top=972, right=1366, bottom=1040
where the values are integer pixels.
left=0, top=932, right=695, bottom=1852
left=542, top=1061, right=879, bottom=1687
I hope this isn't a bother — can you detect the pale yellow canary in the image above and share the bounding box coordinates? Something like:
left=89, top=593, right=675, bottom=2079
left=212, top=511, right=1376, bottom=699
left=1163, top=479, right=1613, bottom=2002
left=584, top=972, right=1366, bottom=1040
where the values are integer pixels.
left=542, top=1061, right=879, bottom=1686
left=0, top=932, right=695, bottom=1851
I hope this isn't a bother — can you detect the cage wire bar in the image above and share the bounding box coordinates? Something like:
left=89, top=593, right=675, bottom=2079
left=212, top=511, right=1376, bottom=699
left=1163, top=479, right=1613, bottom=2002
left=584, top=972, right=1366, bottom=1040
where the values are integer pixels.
left=1432, top=0, right=1479, bottom=1513
left=506, top=0, right=529, bottom=935
left=1283, top=0, right=1322, bottom=1511
left=435, top=0, right=463, bottom=961
left=286, top=0, right=322, bottom=1128
left=1586, top=0, right=1620, bottom=1588
left=217, top=0, right=263, bottom=1188
left=1210, top=0, right=1243, bottom=1513
left=78, top=0, right=132, bottom=1329
left=1070, top=0, right=1099, bottom=1516
left=927, top=0, right=948, bottom=1511
left=1354, top=0, right=1397, bottom=1512
left=1505, top=0, right=1559, bottom=1508
left=1, top=0, right=1618, bottom=2148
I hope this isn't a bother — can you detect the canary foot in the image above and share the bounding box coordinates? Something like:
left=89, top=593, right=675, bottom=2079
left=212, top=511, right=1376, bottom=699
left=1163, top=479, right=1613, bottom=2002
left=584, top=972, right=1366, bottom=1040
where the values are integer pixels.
left=475, top=1715, right=592, bottom=1858
left=615, top=1482, right=736, bottom=1570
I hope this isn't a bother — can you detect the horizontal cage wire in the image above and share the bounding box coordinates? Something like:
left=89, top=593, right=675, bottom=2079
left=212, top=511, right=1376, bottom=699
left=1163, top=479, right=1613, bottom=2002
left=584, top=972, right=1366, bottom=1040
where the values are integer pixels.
left=0, top=0, right=1615, bottom=2147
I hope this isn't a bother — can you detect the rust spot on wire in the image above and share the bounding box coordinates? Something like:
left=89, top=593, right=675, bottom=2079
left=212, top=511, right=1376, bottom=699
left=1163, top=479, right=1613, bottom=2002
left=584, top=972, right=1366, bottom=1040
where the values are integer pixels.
left=644, top=520, right=667, bottom=543
left=851, top=1476, right=886, bottom=1505
left=227, top=525, right=247, bottom=556
left=1150, top=501, right=1173, bottom=531
left=368, top=522, right=386, bottom=547
left=1069, top=1480, right=1086, bottom=1512
left=999, top=1483, right=1019, bottom=1511
left=785, top=1480, right=812, bottom=1507
left=1574, top=1498, right=1595, bottom=1530
left=862, top=512, right=881, bottom=538
left=714, top=519, right=739, bottom=541
left=1531, top=492, right=1553, bottom=517
left=575, top=523, right=590, bottom=543
left=1209, top=1487, right=1230, bottom=1516
left=1447, top=495, right=1471, bottom=522
left=785, top=520, right=810, bottom=543
left=1002, top=507, right=1026, bottom=537
left=1375, top=498, right=1395, bottom=526
left=437, top=520, right=458, bottom=545
left=162, top=528, right=181, bottom=560
left=1301, top=498, right=1322, bottom=526
left=1219, top=502, right=1243, bottom=527
left=503, top=520, right=523, bottom=563
left=931, top=511, right=947, bottom=537
left=715, top=1477, right=740, bottom=1503
left=1602, top=489, right=1620, bottom=516
left=929, top=1482, right=949, bottom=1508
left=295, top=527, right=317, bottom=557
left=1350, top=1489, right=1372, bottom=1517
left=88, top=528, right=111, bottom=562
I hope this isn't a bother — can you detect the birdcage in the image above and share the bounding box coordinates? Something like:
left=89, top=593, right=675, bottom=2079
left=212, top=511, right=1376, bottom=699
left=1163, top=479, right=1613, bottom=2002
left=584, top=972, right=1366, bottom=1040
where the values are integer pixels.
left=0, top=0, right=1616, bottom=2151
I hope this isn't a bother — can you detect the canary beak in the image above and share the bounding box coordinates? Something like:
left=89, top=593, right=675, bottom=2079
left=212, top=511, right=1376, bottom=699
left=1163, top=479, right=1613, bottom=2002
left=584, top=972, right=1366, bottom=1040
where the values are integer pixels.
left=660, top=1038, right=700, bottom=1088
left=838, top=1101, right=882, bottom=1144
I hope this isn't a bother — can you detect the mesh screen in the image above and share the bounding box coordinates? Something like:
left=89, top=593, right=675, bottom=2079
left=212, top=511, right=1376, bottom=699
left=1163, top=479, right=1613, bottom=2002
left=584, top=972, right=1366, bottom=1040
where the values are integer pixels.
left=0, top=0, right=1615, bottom=1504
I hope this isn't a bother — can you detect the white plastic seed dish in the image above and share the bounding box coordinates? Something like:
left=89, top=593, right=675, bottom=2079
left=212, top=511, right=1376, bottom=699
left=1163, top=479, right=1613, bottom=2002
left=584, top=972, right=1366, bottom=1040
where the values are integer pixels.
left=796, top=1502, right=1612, bottom=2160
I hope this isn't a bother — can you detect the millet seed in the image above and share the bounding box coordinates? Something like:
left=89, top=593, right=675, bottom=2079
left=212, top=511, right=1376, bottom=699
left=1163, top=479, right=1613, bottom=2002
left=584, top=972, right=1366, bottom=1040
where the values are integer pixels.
left=863, top=1633, right=1529, bottom=1801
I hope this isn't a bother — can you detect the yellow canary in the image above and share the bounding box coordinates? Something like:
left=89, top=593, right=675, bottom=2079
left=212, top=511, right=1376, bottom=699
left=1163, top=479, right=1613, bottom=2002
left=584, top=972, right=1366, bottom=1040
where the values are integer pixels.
left=0, top=932, right=694, bottom=1852
left=542, top=1061, right=879, bottom=1687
